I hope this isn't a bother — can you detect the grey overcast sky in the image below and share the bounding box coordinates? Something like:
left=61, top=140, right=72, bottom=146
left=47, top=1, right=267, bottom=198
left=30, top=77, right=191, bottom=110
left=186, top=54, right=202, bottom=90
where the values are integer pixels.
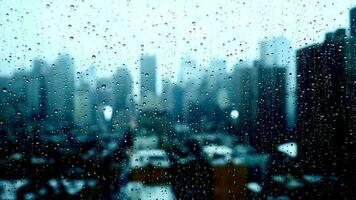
left=0, top=0, right=355, bottom=81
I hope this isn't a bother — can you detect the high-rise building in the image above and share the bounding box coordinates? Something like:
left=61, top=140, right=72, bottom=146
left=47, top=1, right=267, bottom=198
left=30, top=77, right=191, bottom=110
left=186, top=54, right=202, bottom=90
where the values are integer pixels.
left=345, top=8, right=356, bottom=194
left=112, top=66, right=133, bottom=112
left=179, top=55, right=199, bottom=84
left=94, top=77, right=114, bottom=132
left=0, top=77, right=11, bottom=131
left=296, top=43, right=327, bottom=172
left=296, top=29, right=349, bottom=175
left=255, top=60, right=287, bottom=154
left=140, top=55, right=157, bottom=100
left=346, top=11, right=356, bottom=147
left=351, top=7, right=356, bottom=38
left=172, top=84, right=184, bottom=120
left=76, top=65, right=99, bottom=130
left=207, top=59, right=227, bottom=106
left=111, top=66, right=133, bottom=132
left=9, top=71, right=31, bottom=127
left=46, top=53, right=75, bottom=130
left=160, top=78, right=174, bottom=112
left=182, top=79, right=201, bottom=125
left=231, top=63, right=258, bottom=143
left=74, top=80, right=91, bottom=130
left=28, top=59, right=48, bottom=122
left=260, top=36, right=295, bottom=128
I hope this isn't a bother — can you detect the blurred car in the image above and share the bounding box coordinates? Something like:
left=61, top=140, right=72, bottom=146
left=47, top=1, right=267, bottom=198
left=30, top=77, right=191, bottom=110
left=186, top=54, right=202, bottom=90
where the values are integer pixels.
left=121, top=182, right=176, bottom=200
left=202, top=145, right=232, bottom=166
left=129, top=149, right=170, bottom=169
left=232, top=144, right=256, bottom=157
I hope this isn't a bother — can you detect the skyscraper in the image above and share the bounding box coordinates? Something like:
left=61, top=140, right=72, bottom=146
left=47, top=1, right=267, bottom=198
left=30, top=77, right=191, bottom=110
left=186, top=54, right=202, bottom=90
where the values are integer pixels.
left=112, top=66, right=133, bottom=131
left=350, top=7, right=356, bottom=38
left=231, top=63, right=258, bottom=143
left=46, top=53, right=75, bottom=130
left=9, top=71, right=31, bottom=127
left=346, top=10, right=356, bottom=146
left=296, top=43, right=327, bottom=173
left=96, top=77, right=113, bottom=132
left=160, top=78, right=174, bottom=112
left=345, top=7, right=356, bottom=194
left=207, top=59, right=227, bottom=107
left=28, top=59, right=48, bottom=122
left=260, top=36, right=295, bottom=128
left=179, top=55, right=199, bottom=84
left=296, top=29, right=349, bottom=175
left=0, top=77, right=11, bottom=131
left=140, top=55, right=157, bottom=101
left=112, top=66, right=133, bottom=112
left=255, top=60, right=287, bottom=154
left=74, top=80, right=91, bottom=130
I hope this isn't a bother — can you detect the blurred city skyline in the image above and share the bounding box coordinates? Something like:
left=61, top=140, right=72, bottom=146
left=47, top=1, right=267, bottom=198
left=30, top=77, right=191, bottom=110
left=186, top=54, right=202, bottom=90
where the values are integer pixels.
left=1, top=2, right=356, bottom=199
left=0, top=0, right=355, bottom=80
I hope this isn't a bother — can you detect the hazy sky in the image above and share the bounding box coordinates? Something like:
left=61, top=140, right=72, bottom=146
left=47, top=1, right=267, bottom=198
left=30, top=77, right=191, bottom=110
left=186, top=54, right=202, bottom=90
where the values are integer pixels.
left=0, top=0, right=355, bottom=82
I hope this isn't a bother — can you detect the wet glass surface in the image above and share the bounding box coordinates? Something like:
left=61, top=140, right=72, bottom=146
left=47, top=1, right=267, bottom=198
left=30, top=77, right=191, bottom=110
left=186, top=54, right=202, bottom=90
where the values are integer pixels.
left=0, top=1, right=356, bottom=199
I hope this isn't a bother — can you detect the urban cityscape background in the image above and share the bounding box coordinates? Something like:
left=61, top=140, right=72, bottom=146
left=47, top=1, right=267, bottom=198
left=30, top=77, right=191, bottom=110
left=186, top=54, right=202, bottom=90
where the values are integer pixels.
left=0, top=1, right=356, bottom=200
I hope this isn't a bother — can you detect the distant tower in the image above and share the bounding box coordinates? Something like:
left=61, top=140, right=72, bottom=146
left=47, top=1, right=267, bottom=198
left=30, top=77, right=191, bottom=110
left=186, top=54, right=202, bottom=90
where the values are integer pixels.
left=160, top=78, right=174, bottom=112
left=29, top=59, right=48, bottom=121
left=46, top=53, right=75, bottom=130
left=231, top=63, right=258, bottom=143
left=351, top=7, right=356, bottom=37
left=206, top=59, right=227, bottom=107
left=179, top=55, right=198, bottom=84
left=96, top=77, right=113, bottom=131
left=140, top=55, right=157, bottom=104
left=112, top=66, right=133, bottom=112
left=296, top=29, right=348, bottom=175
left=255, top=60, right=287, bottom=154
left=74, top=80, right=91, bottom=129
left=259, top=36, right=295, bottom=128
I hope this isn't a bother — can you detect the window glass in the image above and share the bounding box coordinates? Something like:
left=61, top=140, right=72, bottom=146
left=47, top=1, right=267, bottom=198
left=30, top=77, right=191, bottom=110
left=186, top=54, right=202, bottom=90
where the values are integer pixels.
left=0, top=0, right=355, bottom=199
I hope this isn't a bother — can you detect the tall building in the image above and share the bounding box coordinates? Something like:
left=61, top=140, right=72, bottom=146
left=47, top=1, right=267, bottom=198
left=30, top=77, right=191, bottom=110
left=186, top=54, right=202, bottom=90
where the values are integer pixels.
left=296, top=29, right=349, bottom=175
left=112, top=66, right=133, bottom=112
left=28, top=59, right=48, bottom=122
left=96, top=77, right=114, bottom=131
left=140, top=55, right=157, bottom=101
left=346, top=10, right=356, bottom=147
left=345, top=8, right=356, bottom=195
left=8, top=71, right=31, bottom=128
left=179, top=55, right=199, bottom=84
left=46, top=53, right=75, bottom=130
left=0, top=77, right=11, bottom=131
left=160, top=78, right=174, bottom=112
left=207, top=59, right=227, bottom=107
left=231, top=63, right=258, bottom=143
left=296, top=44, right=327, bottom=173
left=351, top=7, right=356, bottom=38
left=74, top=80, right=91, bottom=130
left=172, top=84, right=184, bottom=120
left=260, top=36, right=295, bottom=128
left=182, top=79, right=201, bottom=125
left=255, top=60, right=287, bottom=154
left=76, top=65, right=98, bottom=130
left=112, top=66, right=133, bottom=132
